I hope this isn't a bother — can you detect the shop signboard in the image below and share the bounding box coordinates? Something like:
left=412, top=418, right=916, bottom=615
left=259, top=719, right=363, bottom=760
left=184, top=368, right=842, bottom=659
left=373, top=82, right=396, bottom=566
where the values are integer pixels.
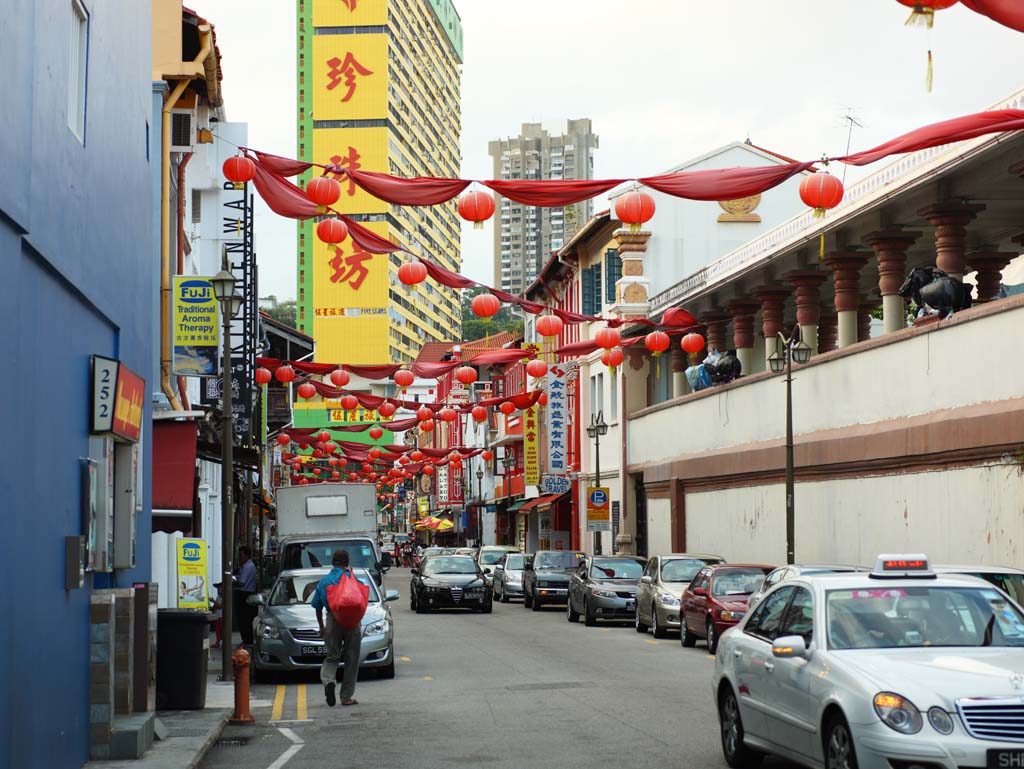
left=586, top=486, right=610, bottom=532
left=524, top=404, right=539, bottom=486
left=542, top=476, right=570, bottom=495
left=176, top=539, right=209, bottom=610
left=171, top=276, right=219, bottom=376
left=546, top=368, right=568, bottom=474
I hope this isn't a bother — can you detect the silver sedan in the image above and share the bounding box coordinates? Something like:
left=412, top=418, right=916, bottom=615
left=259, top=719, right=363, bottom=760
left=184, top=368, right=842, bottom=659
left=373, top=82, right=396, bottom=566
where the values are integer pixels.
left=635, top=553, right=724, bottom=638
left=491, top=552, right=527, bottom=602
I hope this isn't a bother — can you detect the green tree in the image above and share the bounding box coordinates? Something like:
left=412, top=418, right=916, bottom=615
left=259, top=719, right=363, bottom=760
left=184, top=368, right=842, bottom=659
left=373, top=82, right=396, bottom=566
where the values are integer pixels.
left=264, top=299, right=297, bottom=329
left=460, top=287, right=523, bottom=342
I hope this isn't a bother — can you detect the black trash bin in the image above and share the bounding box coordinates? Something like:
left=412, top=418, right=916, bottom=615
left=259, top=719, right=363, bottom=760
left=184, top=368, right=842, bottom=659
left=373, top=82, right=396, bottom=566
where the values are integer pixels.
left=156, top=609, right=213, bottom=710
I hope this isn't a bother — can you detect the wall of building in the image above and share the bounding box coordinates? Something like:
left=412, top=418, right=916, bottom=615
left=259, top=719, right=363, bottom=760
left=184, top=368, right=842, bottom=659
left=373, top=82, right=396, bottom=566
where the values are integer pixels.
left=0, top=2, right=153, bottom=767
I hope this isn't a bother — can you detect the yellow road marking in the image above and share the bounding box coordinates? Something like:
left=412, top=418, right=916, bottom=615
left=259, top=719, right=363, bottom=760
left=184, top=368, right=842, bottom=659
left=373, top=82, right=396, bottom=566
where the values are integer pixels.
left=423, top=675, right=433, bottom=681
left=707, top=654, right=716, bottom=659
left=645, top=639, right=659, bottom=645
left=271, top=684, right=286, bottom=722
left=296, top=684, right=307, bottom=721
left=600, top=628, right=611, bottom=632
left=400, top=656, right=411, bottom=662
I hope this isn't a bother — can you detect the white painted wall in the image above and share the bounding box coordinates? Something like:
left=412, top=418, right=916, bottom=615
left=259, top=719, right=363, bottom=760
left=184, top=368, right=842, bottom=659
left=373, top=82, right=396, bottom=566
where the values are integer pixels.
left=684, top=464, right=1024, bottom=567
left=645, top=497, right=674, bottom=556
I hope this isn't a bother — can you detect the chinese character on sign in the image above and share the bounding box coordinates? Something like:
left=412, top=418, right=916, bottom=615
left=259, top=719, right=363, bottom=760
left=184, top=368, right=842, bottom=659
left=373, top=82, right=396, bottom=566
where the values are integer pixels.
left=326, top=53, right=372, bottom=103
left=328, top=147, right=362, bottom=196
left=341, top=0, right=357, bottom=10
left=329, top=242, right=372, bottom=290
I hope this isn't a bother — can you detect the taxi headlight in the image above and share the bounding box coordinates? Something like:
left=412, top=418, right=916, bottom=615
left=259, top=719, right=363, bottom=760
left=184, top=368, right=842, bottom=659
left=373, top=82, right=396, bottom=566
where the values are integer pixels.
left=873, top=692, right=923, bottom=734
left=657, top=592, right=681, bottom=607
left=363, top=619, right=389, bottom=637
left=258, top=622, right=280, bottom=640
left=927, top=706, right=954, bottom=735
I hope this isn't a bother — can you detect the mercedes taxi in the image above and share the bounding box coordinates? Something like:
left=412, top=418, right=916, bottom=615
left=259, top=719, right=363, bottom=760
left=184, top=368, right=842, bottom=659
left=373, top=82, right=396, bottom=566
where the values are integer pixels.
left=713, top=554, right=1024, bottom=769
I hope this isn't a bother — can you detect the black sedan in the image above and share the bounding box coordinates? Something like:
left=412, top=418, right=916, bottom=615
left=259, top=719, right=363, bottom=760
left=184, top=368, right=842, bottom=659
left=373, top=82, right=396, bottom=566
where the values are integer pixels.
left=410, top=555, right=493, bottom=614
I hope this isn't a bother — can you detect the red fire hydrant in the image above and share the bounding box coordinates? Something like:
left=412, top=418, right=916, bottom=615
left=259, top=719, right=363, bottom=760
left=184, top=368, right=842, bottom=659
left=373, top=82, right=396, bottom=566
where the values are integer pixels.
left=229, top=648, right=256, bottom=724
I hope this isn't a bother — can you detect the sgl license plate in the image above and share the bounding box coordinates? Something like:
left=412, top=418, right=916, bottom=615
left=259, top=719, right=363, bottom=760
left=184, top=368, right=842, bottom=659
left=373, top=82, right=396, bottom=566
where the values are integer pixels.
left=300, top=645, right=326, bottom=657
left=626, top=600, right=636, bottom=611
left=988, top=749, right=1024, bottom=768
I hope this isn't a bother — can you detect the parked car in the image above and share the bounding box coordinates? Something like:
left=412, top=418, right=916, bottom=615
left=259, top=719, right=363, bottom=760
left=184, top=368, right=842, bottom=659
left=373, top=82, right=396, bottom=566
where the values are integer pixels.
left=681, top=563, right=773, bottom=653
left=567, top=556, right=645, bottom=626
left=491, top=552, right=527, bottom=602
left=713, top=553, right=1024, bottom=769
left=933, top=564, right=1024, bottom=603
left=409, top=555, right=493, bottom=613
left=524, top=550, right=586, bottom=609
left=249, top=567, right=398, bottom=681
left=747, top=564, right=867, bottom=611
left=414, top=546, right=453, bottom=569
left=635, top=553, right=725, bottom=638
left=454, top=547, right=478, bottom=558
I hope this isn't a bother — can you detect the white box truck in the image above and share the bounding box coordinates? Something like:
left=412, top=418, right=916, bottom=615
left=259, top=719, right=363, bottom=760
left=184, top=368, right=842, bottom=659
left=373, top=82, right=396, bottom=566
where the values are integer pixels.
left=274, top=484, right=387, bottom=584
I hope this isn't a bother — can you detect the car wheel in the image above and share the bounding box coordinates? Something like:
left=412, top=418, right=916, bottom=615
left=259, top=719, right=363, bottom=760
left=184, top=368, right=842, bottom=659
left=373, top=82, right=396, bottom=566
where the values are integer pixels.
left=824, top=714, right=858, bottom=769
left=531, top=596, right=542, bottom=611
left=377, top=656, right=395, bottom=680
left=524, top=591, right=533, bottom=609
left=584, top=598, right=597, bottom=627
left=707, top=617, right=719, bottom=654
left=415, top=596, right=426, bottom=614
left=482, top=600, right=493, bottom=614
left=500, top=588, right=510, bottom=603
left=566, top=596, right=580, bottom=623
left=635, top=604, right=648, bottom=633
left=493, top=583, right=500, bottom=600
left=410, top=592, right=417, bottom=612
left=652, top=605, right=668, bottom=639
left=719, top=685, right=763, bottom=769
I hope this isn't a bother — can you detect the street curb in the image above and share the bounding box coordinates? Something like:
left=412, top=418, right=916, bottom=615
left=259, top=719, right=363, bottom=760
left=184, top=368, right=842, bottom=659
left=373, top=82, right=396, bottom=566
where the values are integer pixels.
left=187, top=711, right=230, bottom=769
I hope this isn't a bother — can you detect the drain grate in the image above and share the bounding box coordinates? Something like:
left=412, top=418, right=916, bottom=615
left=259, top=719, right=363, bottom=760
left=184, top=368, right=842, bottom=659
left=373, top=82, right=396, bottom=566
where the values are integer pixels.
left=506, top=681, right=592, bottom=692
left=168, top=728, right=208, bottom=737
left=214, top=736, right=251, bottom=748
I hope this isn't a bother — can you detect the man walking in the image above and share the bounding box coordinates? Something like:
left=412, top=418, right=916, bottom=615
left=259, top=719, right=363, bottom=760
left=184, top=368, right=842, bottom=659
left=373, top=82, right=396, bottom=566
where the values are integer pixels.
left=233, top=545, right=258, bottom=646
left=311, top=550, right=363, bottom=707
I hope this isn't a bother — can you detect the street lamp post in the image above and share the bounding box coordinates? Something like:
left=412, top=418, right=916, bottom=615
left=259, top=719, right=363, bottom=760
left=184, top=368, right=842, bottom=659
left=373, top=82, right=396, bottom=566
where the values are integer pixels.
left=767, top=326, right=812, bottom=566
left=211, top=268, right=243, bottom=681
left=585, top=411, right=609, bottom=555
left=476, top=466, right=484, bottom=545
left=501, top=452, right=515, bottom=546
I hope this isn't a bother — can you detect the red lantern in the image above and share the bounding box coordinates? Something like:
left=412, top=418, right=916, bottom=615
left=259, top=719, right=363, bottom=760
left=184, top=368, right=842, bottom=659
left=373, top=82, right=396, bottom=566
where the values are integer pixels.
left=471, top=293, right=501, bottom=319
left=455, top=366, right=478, bottom=385
left=323, top=442, right=337, bottom=453
left=397, top=261, right=428, bottom=287
left=394, top=369, right=414, bottom=389
left=525, top=360, right=548, bottom=379
left=438, top=408, right=457, bottom=423
left=340, top=394, right=359, bottom=411
left=416, top=406, right=433, bottom=422
left=313, top=468, right=321, bottom=476
left=422, top=465, right=434, bottom=476
left=378, top=401, right=396, bottom=418
left=410, top=449, right=424, bottom=462
left=681, top=333, right=705, bottom=354
left=348, top=472, right=358, bottom=481
left=369, top=447, right=382, bottom=459
left=457, top=190, right=496, bottom=229
left=329, top=369, right=350, bottom=387
left=275, top=365, right=296, bottom=383
left=398, top=455, right=410, bottom=466
left=318, top=430, right=332, bottom=443
left=316, top=217, right=348, bottom=246
left=368, top=472, right=378, bottom=480
left=276, top=434, right=290, bottom=446
left=896, top=0, right=958, bottom=26
left=499, top=401, right=515, bottom=415
left=254, top=367, right=272, bottom=385
left=222, top=155, right=256, bottom=183
left=799, top=172, right=844, bottom=217
left=595, top=328, right=621, bottom=350
left=331, top=471, right=340, bottom=479
left=471, top=405, right=488, bottom=422
left=615, top=190, right=656, bottom=230
left=482, top=450, right=494, bottom=461
left=297, top=382, right=316, bottom=399
left=299, top=478, right=308, bottom=485
left=369, top=426, right=384, bottom=440
left=645, top=331, right=670, bottom=357
left=538, top=392, right=548, bottom=407
left=605, top=347, right=625, bottom=370
left=420, top=419, right=435, bottom=432
left=312, top=449, right=325, bottom=459
left=306, top=176, right=341, bottom=207
left=536, top=314, right=564, bottom=338
left=329, top=458, right=338, bottom=467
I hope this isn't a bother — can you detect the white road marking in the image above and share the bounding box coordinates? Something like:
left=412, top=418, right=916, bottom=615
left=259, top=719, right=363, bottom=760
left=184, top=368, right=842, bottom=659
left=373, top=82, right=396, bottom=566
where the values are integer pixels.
left=265, top=726, right=304, bottom=769
left=278, top=727, right=304, bottom=745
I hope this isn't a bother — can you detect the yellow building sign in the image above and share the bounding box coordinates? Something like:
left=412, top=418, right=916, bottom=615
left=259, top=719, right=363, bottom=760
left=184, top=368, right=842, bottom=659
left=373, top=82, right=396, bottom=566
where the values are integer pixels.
left=311, top=33, right=389, bottom=122
left=311, top=127, right=390, bottom=215
left=176, top=539, right=208, bottom=610
left=524, top=403, right=540, bottom=486
left=171, top=276, right=219, bottom=376
left=312, top=0, right=387, bottom=29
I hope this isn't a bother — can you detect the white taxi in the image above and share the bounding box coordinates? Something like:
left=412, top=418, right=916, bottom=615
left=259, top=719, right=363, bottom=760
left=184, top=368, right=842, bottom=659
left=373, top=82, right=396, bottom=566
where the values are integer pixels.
left=713, top=554, right=1024, bottom=769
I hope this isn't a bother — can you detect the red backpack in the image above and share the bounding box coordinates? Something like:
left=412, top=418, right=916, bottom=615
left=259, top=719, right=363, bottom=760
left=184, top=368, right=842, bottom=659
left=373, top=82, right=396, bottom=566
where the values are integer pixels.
left=326, top=571, right=370, bottom=629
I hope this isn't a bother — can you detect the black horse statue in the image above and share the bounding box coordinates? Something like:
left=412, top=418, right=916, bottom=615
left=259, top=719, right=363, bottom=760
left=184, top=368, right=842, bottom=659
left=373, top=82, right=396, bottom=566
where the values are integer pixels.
left=898, top=266, right=972, bottom=316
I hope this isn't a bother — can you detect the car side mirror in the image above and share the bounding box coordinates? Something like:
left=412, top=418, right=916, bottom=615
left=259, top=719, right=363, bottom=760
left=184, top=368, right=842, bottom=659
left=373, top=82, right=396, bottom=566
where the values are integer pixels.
left=641, top=576, right=653, bottom=585
left=246, top=593, right=265, bottom=606
left=410, top=568, right=419, bottom=576
left=385, top=590, right=400, bottom=602
left=772, top=635, right=810, bottom=659
left=483, top=568, right=492, bottom=575
left=376, top=560, right=390, bottom=573
left=693, top=587, right=708, bottom=597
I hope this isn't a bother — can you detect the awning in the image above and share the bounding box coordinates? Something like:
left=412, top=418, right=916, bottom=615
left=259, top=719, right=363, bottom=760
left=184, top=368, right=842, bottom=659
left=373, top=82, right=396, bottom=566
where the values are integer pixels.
left=517, top=493, right=566, bottom=513
left=153, top=421, right=198, bottom=515
left=506, top=497, right=531, bottom=512
left=196, top=439, right=261, bottom=469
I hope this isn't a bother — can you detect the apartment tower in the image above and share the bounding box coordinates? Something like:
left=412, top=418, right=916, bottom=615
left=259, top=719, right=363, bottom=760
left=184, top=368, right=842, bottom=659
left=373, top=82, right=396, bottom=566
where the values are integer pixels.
left=296, top=0, right=463, bottom=364
left=488, top=119, right=598, bottom=294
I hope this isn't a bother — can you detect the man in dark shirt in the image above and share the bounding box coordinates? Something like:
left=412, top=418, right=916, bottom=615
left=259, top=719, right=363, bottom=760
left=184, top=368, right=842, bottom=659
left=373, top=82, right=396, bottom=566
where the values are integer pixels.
left=234, top=546, right=258, bottom=646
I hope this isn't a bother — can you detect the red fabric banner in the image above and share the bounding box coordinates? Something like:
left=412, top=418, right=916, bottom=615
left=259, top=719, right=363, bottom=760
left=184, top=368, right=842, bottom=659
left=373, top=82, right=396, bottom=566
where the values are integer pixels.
left=481, top=178, right=625, bottom=206
left=640, top=162, right=815, bottom=201
left=252, top=150, right=314, bottom=178
left=342, top=169, right=471, bottom=206
left=249, top=161, right=319, bottom=219
left=960, top=0, right=1024, bottom=32
left=341, top=216, right=404, bottom=254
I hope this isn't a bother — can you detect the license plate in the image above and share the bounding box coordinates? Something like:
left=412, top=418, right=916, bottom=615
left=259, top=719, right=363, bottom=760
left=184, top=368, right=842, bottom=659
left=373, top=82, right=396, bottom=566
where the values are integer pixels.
left=988, top=749, right=1024, bottom=768
left=626, top=600, right=636, bottom=611
left=300, top=645, right=326, bottom=657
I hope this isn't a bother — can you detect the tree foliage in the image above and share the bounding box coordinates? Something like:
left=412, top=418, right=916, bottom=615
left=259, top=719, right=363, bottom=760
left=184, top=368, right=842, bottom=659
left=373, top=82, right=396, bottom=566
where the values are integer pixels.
left=460, top=287, right=523, bottom=342
left=264, top=299, right=297, bottom=329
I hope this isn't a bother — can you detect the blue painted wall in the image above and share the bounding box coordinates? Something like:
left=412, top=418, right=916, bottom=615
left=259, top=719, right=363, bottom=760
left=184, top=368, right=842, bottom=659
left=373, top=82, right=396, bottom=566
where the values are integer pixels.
left=0, top=1, right=153, bottom=767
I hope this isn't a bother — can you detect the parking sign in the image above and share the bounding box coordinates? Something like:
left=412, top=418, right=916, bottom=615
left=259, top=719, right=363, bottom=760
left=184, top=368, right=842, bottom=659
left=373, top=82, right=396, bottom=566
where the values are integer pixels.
left=587, top=486, right=611, bottom=531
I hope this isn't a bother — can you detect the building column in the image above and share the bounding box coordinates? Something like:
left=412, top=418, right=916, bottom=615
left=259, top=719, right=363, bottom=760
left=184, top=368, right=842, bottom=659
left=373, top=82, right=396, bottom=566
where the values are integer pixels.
left=824, top=252, right=870, bottom=348
left=784, top=270, right=827, bottom=355
left=612, top=229, right=653, bottom=317
left=670, top=347, right=688, bottom=397
left=701, top=311, right=731, bottom=355
left=817, top=306, right=838, bottom=353
left=968, top=251, right=1015, bottom=302
left=918, top=202, right=985, bottom=280
left=863, top=228, right=919, bottom=334
left=726, top=300, right=759, bottom=375
left=754, top=286, right=790, bottom=364
left=858, top=297, right=880, bottom=342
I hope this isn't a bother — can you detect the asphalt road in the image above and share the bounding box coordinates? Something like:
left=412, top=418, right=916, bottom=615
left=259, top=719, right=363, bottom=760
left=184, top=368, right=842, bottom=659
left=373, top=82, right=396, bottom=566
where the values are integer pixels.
left=200, top=568, right=803, bottom=769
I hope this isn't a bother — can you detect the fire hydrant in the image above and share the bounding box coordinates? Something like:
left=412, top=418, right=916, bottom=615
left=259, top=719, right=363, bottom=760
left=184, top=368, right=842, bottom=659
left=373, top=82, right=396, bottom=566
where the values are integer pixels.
left=229, top=648, right=256, bottom=724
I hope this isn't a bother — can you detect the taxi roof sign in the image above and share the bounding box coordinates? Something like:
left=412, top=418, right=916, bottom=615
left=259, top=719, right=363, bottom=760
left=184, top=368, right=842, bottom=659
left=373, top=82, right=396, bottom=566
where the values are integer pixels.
left=870, top=553, right=934, bottom=579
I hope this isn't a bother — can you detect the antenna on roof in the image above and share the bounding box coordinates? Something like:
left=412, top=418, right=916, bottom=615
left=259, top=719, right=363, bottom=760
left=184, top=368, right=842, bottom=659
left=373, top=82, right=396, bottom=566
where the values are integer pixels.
left=838, top=108, right=864, bottom=184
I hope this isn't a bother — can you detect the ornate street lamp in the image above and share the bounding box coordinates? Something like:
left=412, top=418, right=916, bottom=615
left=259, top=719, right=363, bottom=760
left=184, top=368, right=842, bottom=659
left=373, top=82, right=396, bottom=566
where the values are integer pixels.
left=767, top=326, right=813, bottom=566
left=586, top=411, right=609, bottom=555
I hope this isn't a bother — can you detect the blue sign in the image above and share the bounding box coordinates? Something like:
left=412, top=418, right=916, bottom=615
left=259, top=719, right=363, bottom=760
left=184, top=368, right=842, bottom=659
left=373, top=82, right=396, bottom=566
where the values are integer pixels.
left=181, top=543, right=202, bottom=562
left=542, top=476, right=570, bottom=495
left=178, top=279, right=214, bottom=304
left=589, top=488, right=608, bottom=507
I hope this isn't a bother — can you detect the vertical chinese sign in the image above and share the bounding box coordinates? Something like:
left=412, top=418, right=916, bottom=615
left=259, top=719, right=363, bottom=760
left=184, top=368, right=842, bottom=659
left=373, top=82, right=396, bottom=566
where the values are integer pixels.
left=524, top=403, right=540, bottom=486
left=546, top=368, right=568, bottom=475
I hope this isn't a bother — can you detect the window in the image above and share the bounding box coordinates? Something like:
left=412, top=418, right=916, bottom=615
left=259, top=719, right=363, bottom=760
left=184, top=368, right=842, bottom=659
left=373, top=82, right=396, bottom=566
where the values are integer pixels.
left=605, top=249, right=622, bottom=303
left=779, top=588, right=814, bottom=645
left=690, top=569, right=710, bottom=592
left=745, top=586, right=795, bottom=642
left=596, top=372, right=604, bottom=415
left=69, top=0, right=89, bottom=140
left=609, top=369, right=618, bottom=417
left=581, top=266, right=595, bottom=316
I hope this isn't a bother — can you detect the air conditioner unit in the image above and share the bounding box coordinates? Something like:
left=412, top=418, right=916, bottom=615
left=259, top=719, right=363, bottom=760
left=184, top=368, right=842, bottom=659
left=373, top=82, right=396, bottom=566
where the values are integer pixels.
left=170, top=109, right=196, bottom=153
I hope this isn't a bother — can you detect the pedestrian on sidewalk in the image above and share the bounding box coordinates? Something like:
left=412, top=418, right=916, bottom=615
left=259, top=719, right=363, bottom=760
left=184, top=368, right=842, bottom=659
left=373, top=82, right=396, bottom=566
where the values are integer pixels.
left=312, top=549, right=366, bottom=707
left=233, top=545, right=258, bottom=646
left=210, top=581, right=224, bottom=649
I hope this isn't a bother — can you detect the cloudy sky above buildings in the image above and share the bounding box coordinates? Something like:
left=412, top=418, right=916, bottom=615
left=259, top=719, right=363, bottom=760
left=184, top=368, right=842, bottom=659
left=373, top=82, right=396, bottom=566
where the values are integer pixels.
left=206, top=0, right=1024, bottom=301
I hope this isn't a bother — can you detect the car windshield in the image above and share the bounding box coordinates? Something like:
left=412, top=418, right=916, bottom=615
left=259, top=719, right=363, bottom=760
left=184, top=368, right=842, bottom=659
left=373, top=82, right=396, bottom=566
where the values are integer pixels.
left=423, top=557, right=478, bottom=576
left=281, top=540, right=377, bottom=571
left=480, top=549, right=513, bottom=565
left=591, top=559, right=643, bottom=580
left=959, top=572, right=1024, bottom=605
left=827, top=586, right=1024, bottom=649
left=662, top=559, right=716, bottom=583
left=269, top=571, right=378, bottom=605
left=505, top=554, right=525, bottom=570
left=422, top=548, right=447, bottom=557
left=536, top=552, right=585, bottom=569
left=711, top=568, right=768, bottom=596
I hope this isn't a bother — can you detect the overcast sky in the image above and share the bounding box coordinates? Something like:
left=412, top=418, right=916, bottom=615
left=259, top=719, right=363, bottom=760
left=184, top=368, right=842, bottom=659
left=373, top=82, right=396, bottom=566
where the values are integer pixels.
left=204, top=0, right=1024, bottom=302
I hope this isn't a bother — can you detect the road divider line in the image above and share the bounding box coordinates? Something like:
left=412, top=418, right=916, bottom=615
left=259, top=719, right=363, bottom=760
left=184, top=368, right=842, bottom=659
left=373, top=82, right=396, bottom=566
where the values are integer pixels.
left=645, top=639, right=659, bottom=645
left=423, top=676, right=433, bottom=681
left=296, top=684, right=307, bottom=721
left=271, top=685, right=286, bottom=722
left=400, top=656, right=411, bottom=662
